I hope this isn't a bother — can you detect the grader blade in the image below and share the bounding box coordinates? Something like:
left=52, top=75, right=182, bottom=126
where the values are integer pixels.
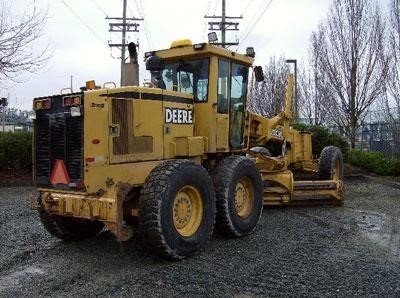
left=263, top=179, right=344, bottom=206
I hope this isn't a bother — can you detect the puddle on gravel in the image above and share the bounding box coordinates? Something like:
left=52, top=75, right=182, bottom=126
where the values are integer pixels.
left=0, top=265, right=45, bottom=291
left=356, top=210, right=400, bottom=258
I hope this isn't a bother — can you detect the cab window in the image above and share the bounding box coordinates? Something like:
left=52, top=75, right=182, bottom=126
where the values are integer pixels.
left=217, top=59, right=230, bottom=113
left=230, top=63, right=249, bottom=111
left=229, top=63, right=249, bottom=148
left=162, top=58, right=209, bottom=102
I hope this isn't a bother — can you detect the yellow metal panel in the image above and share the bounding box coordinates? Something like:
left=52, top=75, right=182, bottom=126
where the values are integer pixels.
left=216, top=115, right=229, bottom=150
left=261, top=170, right=294, bottom=193
left=174, top=136, right=205, bottom=156
left=162, top=90, right=195, bottom=159
left=84, top=90, right=110, bottom=168
left=108, top=87, right=164, bottom=163
left=132, top=89, right=163, bottom=138
left=193, top=56, right=219, bottom=153
left=285, top=128, right=313, bottom=164
left=174, top=137, right=188, bottom=156
left=84, top=160, right=163, bottom=193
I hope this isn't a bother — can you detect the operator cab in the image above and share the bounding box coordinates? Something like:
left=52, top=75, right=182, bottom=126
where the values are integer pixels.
left=145, top=40, right=263, bottom=152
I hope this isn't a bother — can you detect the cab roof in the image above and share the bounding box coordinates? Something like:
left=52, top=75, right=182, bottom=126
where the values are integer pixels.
left=146, top=40, right=255, bottom=66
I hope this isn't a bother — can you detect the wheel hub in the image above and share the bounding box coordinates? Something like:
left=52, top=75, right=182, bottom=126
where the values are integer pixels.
left=173, top=194, right=193, bottom=229
left=172, top=186, right=203, bottom=237
left=234, top=178, right=254, bottom=218
left=234, top=182, right=247, bottom=213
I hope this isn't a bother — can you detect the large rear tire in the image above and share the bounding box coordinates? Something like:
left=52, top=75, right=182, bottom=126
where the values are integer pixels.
left=139, top=160, right=216, bottom=260
left=319, top=146, right=344, bottom=181
left=38, top=210, right=104, bottom=241
left=213, top=155, right=263, bottom=237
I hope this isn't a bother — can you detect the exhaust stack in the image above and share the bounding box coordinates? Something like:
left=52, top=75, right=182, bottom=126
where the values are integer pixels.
left=121, top=42, right=139, bottom=86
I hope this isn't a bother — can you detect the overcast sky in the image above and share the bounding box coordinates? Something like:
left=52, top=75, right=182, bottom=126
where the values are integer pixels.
left=3, top=0, right=331, bottom=110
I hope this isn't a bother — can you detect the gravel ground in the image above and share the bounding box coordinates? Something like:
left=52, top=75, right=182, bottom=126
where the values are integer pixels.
left=0, top=176, right=399, bottom=297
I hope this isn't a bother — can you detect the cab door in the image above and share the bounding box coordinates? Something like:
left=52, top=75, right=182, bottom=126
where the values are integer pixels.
left=228, top=63, right=249, bottom=149
left=216, top=60, right=249, bottom=150
left=216, top=59, right=230, bottom=150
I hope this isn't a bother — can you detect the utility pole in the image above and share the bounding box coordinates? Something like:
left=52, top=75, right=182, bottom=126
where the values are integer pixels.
left=107, top=0, right=143, bottom=86
left=286, top=59, right=298, bottom=121
left=205, top=0, right=242, bottom=48
left=221, top=0, right=226, bottom=46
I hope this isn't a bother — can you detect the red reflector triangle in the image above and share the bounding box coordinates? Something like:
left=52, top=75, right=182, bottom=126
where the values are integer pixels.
left=50, top=160, right=71, bottom=185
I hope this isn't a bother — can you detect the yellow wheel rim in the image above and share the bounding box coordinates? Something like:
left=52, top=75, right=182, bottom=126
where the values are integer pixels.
left=172, top=185, right=203, bottom=237
left=332, top=159, right=340, bottom=180
left=234, top=177, right=254, bottom=218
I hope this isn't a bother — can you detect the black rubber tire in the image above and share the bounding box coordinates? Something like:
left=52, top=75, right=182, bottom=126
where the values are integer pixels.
left=38, top=210, right=104, bottom=241
left=213, top=155, right=264, bottom=237
left=319, top=146, right=344, bottom=180
left=139, top=160, right=216, bottom=260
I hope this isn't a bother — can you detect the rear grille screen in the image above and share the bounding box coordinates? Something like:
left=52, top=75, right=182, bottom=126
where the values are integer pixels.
left=34, top=94, right=84, bottom=187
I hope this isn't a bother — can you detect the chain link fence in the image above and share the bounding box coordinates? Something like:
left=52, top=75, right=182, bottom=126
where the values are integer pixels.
left=298, top=107, right=400, bottom=159
left=0, top=108, right=33, bottom=132
left=353, top=121, right=400, bottom=159
left=1, top=104, right=399, bottom=159
left=325, top=108, right=400, bottom=159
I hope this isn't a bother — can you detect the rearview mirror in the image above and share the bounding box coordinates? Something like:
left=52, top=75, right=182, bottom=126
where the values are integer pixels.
left=253, top=66, right=264, bottom=82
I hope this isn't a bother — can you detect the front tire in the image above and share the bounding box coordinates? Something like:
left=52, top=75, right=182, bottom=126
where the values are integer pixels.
left=214, top=155, right=263, bottom=237
left=139, top=160, right=216, bottom=260
left=319, top=146, right=344, bottom=181
left=319, top=146, right=344, bottom=206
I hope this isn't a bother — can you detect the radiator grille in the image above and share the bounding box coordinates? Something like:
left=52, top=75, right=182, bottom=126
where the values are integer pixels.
left=34, top=94, right=84, bottom=188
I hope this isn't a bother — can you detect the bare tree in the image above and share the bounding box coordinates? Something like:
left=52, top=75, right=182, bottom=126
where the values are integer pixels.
left=388, top=0, right=400, bottom=114
left=310, top=0, right=389, bottom=148
left=375, top=0, right=400, bottom=158
left=249, top=56, right=289, bottom=118
left=299, top=25, right=336, bottom=126
left=0, top=2, right=50, bottom=81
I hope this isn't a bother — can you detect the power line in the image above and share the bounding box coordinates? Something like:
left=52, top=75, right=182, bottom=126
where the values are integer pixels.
left=239, top=0, right=268, bottom=41
left=205, top=0, right=242, bottom=48
left=213, top=0, right=218, bottom=16
left=240, top=0, right=256, bottom=17
left=90, top=0, right=108, bottom=17
left=202, top=0, right=213, bottom=41
left=59, top=0, right=104, bottom=42
left=125, top=0, right=142, bottom=44
left=126, top=0, right=139, bottom=18
left=135, top=0, right=154, bottom=49
left=239, top=0, right=273, bottom=46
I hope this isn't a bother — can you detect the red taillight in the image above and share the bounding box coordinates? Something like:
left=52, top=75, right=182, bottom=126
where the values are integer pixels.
left=63, top=95, right=81, bottom=107
left=64, top=97, right=72, bottom=106
left=33, top=98, right=51, bottom=110
left=85, top=157, right=95, bottom=163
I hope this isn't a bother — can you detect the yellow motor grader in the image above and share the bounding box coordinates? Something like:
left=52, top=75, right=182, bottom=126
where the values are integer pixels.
left=30, top=40, right=344, bottom=259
